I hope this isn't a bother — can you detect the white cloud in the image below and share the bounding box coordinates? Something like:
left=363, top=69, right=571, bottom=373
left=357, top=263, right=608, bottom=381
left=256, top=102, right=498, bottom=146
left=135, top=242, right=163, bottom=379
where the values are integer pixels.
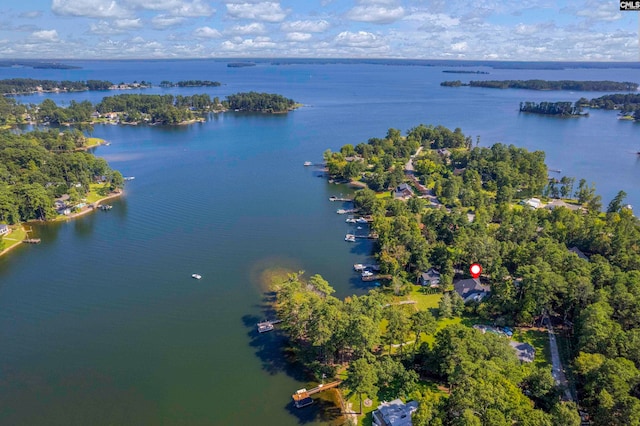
left=91, top=18, right=143, bottom=34
left=30, top=30, right=60, bottom=42
left=226, top=2, right=289, bottom=22
left=52, top=0, right=132, bottom=19
left=334, top=31, right=384, bottom=48
left=280, top=20, right=330, bottom=33
left=450, top=41, right=468, bottom=52
left=194, top=26, right=223, bottom=38
left=346, top=5, right=405, bottom=24
left=228, top=22, right=267, bottom=35
left=151, top=14, right=187, bottom=28
left=286, top=32, right=312, bottom=42
left=123, top=0, right=214, bottom=16
left=220, top=36, right=277, bottom=54
left=19, top=11, right=43, bottom=18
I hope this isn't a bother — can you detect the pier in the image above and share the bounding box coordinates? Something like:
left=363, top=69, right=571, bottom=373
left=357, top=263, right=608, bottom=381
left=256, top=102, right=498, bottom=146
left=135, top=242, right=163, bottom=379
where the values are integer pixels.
left=362, top=274, right=392, bottom=282
left=22, top=238, right=41, bottom=244
left=292, top=380, right=342, bottom=408
left=337, top=209, right=358, bottom=215
left=329, top=196, right=353, bottom=202
left=257, top=319, right=283, bottom=333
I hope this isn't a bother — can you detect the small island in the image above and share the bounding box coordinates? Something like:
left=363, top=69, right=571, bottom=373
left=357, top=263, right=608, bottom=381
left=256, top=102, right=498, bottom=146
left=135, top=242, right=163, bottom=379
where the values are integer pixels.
left=520, top=94, right=640, bottom=121
left=227, top=62, right=256, bottom=68
left=440, top=79, right=638, bottom=91
left=442, top=70, right=488, bottom=74
left=519, top=101, right=587, bottom=117
left=0, top=60, right=79, bottom=69
left=159, top=80, right=221, bottom=88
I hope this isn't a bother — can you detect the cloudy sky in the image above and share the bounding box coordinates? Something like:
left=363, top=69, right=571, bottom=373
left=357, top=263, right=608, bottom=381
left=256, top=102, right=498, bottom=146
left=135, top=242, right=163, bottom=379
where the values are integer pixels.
left=0, top=0, right=638, bottom=61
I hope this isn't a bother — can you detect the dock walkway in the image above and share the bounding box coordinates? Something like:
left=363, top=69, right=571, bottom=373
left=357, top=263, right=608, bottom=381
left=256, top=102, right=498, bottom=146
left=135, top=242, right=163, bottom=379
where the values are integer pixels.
left=292, top=380, right=342, bottom=408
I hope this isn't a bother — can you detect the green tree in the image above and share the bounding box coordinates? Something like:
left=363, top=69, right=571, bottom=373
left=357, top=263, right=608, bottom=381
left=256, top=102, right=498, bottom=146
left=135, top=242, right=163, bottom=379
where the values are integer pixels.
left=607, top=190, right=627, bottom=213
left=344, top=357, right=378, bottom=415
left=438, top=293, right=453, bottom=318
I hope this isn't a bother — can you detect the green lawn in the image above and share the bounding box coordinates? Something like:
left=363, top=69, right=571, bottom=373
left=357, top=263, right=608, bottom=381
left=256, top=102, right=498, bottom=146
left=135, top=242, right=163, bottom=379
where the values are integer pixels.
left=85, top=137, right=105, bottom=148
left=512, top=328, right=551, bottom=367
left=0, top=225, right=27, bottom=254
left=86, top=183, right=114, bottom=203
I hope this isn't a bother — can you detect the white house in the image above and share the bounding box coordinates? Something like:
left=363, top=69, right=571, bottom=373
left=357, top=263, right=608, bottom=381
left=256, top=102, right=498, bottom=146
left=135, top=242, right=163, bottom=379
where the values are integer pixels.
left=372, top=399, right=419, bottom=426
left=0, top=224, right=9, bottom=236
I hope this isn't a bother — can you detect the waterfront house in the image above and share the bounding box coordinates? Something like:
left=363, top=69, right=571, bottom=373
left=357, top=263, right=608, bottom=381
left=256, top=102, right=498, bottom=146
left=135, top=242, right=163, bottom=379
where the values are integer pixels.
left=0, top=224, right=9, bottom=236
left=509, top=341, right=535, bottom=363
left=545, top=199, right=581, bottom=211
left=417, top=268, right=441, bottom=287
left=453, top=277, right=491, bottom=303
left=569, top=246, right=589, bottom=261
left=372, top=399, right=418, bottom=426
left=522, top=198, right=543, bottom=209
left=393, top=183, right=414, bottom=199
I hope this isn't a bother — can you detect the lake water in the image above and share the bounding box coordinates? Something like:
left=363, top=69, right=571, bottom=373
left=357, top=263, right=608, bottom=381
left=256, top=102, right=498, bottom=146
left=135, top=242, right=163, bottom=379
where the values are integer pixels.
left=0, top=60, right=638, bottom=425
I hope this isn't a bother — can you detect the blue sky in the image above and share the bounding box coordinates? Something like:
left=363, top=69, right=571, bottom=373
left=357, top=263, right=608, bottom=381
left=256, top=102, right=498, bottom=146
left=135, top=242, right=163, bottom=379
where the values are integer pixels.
left=0, top=0, right=638, bottom=60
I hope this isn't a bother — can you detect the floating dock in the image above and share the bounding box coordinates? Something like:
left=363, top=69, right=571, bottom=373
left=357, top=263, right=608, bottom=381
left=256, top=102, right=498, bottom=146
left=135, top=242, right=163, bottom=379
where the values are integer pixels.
left=292, top=380, right=342, bottom=408
left=329, top=196, right=353, bottom=202
left=257, top=319, right=283, bottom=333
left=22, top=238, right=41, bottom=244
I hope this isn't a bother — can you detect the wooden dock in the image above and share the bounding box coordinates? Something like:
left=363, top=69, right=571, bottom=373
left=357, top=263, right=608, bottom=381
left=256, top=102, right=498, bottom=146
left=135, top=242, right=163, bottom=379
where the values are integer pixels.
left=362, top=274, right=392, bottom=282
left=354, top=233, right=378, bottom=240
left=22, top=238, right=41, bottom=244
left=292, top=380, right=342, bottom=408
left=329, top=196, right=353, bottom=202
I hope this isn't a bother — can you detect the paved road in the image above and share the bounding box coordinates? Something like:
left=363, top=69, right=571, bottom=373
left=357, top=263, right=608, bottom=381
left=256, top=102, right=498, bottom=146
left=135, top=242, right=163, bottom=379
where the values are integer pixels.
left=544, top=314, right=573, bottom=401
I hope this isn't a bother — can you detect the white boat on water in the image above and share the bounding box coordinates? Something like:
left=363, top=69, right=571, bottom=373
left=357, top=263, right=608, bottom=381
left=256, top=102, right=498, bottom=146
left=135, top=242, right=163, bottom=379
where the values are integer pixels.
left=356, top=218, right=368, bottom=224
left=345, top=234, right=356, bottom=242
left=257, top=321, right=274, bottom=333
left=346, top=217, right=357, bottom=223
left=303, top=161, right=313, bottom=166
left=354, top=263, right=365, bottom=271
left=192, top=274, right=202, bottom=280
left=361, top=271, right=374, bottom=278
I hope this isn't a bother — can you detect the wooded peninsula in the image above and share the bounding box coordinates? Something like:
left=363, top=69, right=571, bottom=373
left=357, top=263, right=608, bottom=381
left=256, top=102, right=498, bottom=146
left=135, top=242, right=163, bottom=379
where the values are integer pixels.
left=520, top=94, right=640, bottom=120
left=0, top=91, right=299, bottom=126
left=441, top=79, right=638, bottom=91
left=273, top=124, right=640, bottom=425
left=0, top=78, right=152, bottom=95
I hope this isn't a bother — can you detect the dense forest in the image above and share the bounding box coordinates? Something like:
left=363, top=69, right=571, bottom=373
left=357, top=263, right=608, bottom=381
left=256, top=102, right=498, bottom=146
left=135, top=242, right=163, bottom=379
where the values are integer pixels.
left=225, top=91, right=297, bottom=112
left=0, top=92, right=298, bottom=127
left=441, top=80, right=638, bottom=91
left=519, top=101, right=586, bottom=117
left=274, top=125, right=640, bottom=425
left=522, top=94, right=640, bottom=120
left=0, top=129, right=122, bottom=224
left=159, top=80, right=221, bottom=87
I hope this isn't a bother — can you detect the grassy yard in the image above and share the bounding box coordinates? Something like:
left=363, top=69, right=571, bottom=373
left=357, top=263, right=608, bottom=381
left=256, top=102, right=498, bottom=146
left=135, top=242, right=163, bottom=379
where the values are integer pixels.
left=86, top=183, right=114, bottom=203
left=85, top=137, right=105, bottom=148
left=0, top=225, right=27, bottom=254
left=512, top=328, right=551, bottom=368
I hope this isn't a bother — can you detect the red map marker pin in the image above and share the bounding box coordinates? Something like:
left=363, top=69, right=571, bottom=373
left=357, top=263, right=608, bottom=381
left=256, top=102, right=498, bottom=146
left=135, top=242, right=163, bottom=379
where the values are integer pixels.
left=470, top=263, right=482, bottom=279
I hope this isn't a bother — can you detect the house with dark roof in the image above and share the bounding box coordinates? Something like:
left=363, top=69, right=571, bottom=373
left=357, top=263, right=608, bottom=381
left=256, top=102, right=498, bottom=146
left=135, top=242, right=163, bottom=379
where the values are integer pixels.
left=569, top=246, right=589, bottom=261
left=392, top=183, right=414, bottom=199
left=453, top=277, right=490, bottom=303
left=509, top=341, right=535, bottom=363
left=417, top=268, right=441, bottom=287
left=372, top=399, right=418, bottom=426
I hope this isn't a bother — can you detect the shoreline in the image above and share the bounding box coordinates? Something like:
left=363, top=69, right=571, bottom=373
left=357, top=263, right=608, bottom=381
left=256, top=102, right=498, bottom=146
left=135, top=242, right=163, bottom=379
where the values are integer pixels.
left=58, top=190, right=124, bottom=221
left=0, top=189, right=126, bottom=259
left=0, top=227, right=27, bottom=259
